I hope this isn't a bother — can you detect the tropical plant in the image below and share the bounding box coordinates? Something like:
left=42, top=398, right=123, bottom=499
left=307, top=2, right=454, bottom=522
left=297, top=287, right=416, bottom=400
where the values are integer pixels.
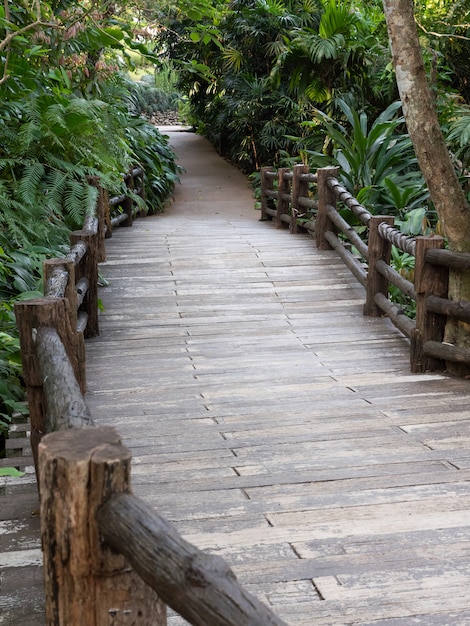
left=126, top=76, right=181, bottom=118
left=0, top=297, right=28, bottom=444
left=389, top=245, right=416, bottom=319
left=302, top=99, right=428, bottom=215
left=283, top=0, right=389, bottom=107
left=446, top=104, right=470, bottom=175
left=126, top=118, right=182, bottom=211
left=0, top=0, right=182, bottom=445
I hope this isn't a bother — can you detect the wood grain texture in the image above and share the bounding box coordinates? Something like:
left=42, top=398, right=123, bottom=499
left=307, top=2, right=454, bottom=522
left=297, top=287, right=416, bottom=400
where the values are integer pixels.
left=4, top=132, right=470, bottom=625
left=85, top=133, right=470, bottom=625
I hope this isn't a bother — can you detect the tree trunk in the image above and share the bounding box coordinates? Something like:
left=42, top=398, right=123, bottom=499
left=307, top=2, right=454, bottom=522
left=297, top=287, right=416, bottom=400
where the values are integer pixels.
left=382, top=0, right=470, bottom=373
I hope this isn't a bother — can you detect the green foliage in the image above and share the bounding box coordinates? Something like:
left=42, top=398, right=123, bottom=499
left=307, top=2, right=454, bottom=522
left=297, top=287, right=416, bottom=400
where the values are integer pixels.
left=389, top=246, right=416, bottom=319
left=285, top=0, right=388, bottom=105
left=156, top=0, right=397, bottom=171
left=0, top=467, right=26, bottom=477
left=0, top=93, right=131, bottom=249
left=415, top=0, right=470, bottom=103
left=0, top=0, right=181, bottom=443
left=126, top=118, right=182, bottom=211
left=0, top=299, right=28, bottom=437
left=126, top=76, right=181, bottom=117
left=446, top=104, right=470, bottom=173
left=303, top=99, right=429, bottom=215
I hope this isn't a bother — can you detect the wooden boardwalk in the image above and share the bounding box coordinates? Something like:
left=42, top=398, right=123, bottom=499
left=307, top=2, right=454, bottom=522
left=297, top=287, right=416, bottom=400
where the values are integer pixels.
left=3, top=131, right=470, bottom=624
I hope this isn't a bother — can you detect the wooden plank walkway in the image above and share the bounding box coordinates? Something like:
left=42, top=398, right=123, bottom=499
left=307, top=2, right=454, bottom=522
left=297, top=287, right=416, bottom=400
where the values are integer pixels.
left=3, top=131, right=470, bottom=624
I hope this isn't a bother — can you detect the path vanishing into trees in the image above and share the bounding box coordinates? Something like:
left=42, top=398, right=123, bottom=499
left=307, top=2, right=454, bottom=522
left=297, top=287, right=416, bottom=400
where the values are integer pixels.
left=4, top=131, right=470, bottom=625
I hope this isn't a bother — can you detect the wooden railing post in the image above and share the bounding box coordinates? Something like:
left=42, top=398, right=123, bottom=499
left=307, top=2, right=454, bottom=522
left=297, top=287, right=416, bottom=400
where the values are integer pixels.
left=42, top=258, right=86, bottom=392
left=412, top=236, right=447, bottom=372
left=260, top=166, right=274, bottom=220
left=364, top=216, right=395, bottom=317
left=121, top=170, right=135, bottom=227
left=96, top=184, right=109, bottom=260
left=291, top=164, right=309, bottom=234
left=276, top=168, right=290, bottom=228
left=135, top=168, right=147, bottom=217
left=38, top=427, right=166, bottom=626
left=121, top=195, right=134, bottom=227
left=70, top=229, right=99, bottom=338
left=88, top=176, right=108, bottom=260
left=316, top=166, right=339, bottom=249
left=14, top=298, right=77, bottom=469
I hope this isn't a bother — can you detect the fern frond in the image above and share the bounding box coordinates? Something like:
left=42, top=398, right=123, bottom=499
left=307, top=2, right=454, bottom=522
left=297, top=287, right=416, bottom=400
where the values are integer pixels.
left=43, top=169, right=69, bottom=215
left=17, top=160, right=46, bottom=207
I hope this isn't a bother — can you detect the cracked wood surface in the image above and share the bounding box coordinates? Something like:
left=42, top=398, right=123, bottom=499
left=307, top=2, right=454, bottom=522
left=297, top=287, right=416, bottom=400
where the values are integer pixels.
left=3, top=131, right=470, bottom=625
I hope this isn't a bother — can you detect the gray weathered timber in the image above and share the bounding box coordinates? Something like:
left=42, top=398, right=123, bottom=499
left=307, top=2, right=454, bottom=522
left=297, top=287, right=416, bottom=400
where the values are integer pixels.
left=99, top=493, right=288, bottom=626
left=4, top=131, right=470, bottom=625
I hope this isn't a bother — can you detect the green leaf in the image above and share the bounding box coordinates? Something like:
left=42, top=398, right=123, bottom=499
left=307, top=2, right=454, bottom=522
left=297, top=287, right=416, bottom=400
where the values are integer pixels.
left=187, top=8, right=203, bottom=21
left=0, top=467, right=25, bottom=478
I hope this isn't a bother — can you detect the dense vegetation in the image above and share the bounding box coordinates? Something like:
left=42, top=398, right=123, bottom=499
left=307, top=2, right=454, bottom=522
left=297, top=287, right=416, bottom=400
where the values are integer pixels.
left=0, top=1, right=181, bottom=446
left=155, top=0, right=469, bottom=312
left=158, top=0, right=469, bottom=175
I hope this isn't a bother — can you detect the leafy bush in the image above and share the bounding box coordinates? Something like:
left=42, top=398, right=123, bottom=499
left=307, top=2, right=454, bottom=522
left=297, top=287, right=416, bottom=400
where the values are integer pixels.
left=0, top=93, right=132, bottom=249
left=126, top=118, right=182, bottom=211
left=303, top=99, right=429, bottom=217
left=126, top=77, right=181, bottom=118
left=0, top=314, right=28, bottom=443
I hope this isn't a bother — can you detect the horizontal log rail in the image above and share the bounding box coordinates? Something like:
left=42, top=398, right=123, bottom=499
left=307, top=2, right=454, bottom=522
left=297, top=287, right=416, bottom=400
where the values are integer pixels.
left=34, top=337, right=287, bottom=625
left=14, top=167, right=145, bottom=468
left=260, top=164, right=470, bottom=373
left=108, top=166, right=145, bottom=231
left=14, top=163, right=287, bottom=626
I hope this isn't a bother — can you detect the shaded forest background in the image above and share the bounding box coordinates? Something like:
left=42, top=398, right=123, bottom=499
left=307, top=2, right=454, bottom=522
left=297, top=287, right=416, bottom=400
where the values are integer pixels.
left=1, top=0, right=469, bottom=445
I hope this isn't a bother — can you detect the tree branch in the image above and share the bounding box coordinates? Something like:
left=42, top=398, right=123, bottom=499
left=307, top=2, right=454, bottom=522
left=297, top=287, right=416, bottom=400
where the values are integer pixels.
left=416, top=19, right=470, bottom=42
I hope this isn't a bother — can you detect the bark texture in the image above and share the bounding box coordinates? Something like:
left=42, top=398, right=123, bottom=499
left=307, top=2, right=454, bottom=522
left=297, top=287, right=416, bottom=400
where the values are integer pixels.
left=382, top=0, right=470, bottom=252
left=38, top=427, right=166, bottom=626
left=382, top=0, right=470, bottom=368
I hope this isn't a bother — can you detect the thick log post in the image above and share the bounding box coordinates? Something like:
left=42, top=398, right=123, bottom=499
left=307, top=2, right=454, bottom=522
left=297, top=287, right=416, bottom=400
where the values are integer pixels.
left=87, top=176, right=108, bottom=261
left=276, top=168, right=291, bottom=229
left=96, top=185, right=109, bottom=261
left=121, top=171, right=135, bottom=227
left=260, top=166, right=275, bottom=220
left=412, top=236, right=447, bottom=372
left=291, top=164, right=309, bottom=234
left=14, top=298, right=80, bottom=468
left=38, top=426, right=166, bottom=626
left=364, top=216, right=395, bottom=317
left=70, top=229, right=99, bottom=338
left=316, top=166, right=339, bottom=249
left=135, top=169, right=147, bottom=217
left=121, top=195, right=134, bottom=227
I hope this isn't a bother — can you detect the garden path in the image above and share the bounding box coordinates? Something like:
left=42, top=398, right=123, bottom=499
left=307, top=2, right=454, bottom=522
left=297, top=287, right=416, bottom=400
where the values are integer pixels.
left=3, top=130, right=470, bottom=625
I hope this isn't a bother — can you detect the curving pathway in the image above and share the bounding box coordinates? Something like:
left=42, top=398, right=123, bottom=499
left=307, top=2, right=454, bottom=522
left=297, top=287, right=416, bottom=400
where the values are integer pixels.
left=87, top=132, right=470, bottom=625
left=3, top=131, right=470, bottom=625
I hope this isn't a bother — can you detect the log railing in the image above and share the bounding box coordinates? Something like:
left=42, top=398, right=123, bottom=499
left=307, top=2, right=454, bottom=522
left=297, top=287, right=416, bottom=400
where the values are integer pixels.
left=14, top=167, right=144, bottom=468
left=260, top=164, right=470, bottom=373
left=15, top=166, right=288, bottom=626
left=39, top=423, right=287, bottom=626
left=31, top=307, right=286, bottom=626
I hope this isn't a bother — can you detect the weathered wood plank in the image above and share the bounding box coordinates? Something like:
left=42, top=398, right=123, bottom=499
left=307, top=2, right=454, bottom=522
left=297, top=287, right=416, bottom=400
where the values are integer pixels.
left=7, top=131, right=470, bottom=625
